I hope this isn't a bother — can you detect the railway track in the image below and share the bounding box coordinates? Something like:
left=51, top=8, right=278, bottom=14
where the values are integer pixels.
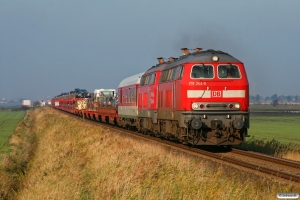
left=57, top=108, right=300, bottom=183
left=215, top=148, right=300, bottom=183
left=231, top=148, right=300, bottom=169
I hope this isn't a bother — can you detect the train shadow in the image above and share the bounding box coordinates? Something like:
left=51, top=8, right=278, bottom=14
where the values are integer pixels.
left=194, top=145, right=232, bottom=153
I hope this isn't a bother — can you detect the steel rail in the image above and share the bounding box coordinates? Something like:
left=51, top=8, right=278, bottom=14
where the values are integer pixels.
left=231, top=148, right=300, bottom=169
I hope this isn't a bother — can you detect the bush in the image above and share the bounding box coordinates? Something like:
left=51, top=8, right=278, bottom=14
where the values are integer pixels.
left=236, top=136, right=300, bottom=158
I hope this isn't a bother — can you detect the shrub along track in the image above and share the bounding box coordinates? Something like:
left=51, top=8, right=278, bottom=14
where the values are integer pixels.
left=55, top=108, right=300, bottom=184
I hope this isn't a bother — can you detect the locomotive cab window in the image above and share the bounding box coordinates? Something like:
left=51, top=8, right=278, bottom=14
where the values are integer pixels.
left=191, top=65, right=213, bottom=79
left=218, top=65, right=241, bottom=79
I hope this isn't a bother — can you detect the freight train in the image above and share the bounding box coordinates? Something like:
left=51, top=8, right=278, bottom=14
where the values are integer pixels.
left=52, top=48, right=249, bottom=146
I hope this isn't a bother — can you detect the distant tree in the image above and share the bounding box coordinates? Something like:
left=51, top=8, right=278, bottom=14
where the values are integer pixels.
left=296, top=95, right=299, bottom=102
left=250, top=95, right=256, bottom=102
left=272, top=99, right=279, bottom=107
left=265, top=96, right=271, bottom=101
left=278, top=95, right=285, bottom=102
left=255, top=94, right=261, bottom=103
left=271, top=94, right=278, bottom=101
left=286, top=95, right=292, bottom=102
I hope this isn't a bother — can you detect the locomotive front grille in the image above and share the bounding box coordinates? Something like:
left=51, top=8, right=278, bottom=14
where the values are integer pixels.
left=206, top=103, right=227, bottom=108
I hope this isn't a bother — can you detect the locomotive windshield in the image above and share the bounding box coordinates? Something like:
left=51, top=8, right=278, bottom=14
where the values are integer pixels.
left=191, top=65, right=213, bottom=79
left=218, top=65, right=241, bottom=78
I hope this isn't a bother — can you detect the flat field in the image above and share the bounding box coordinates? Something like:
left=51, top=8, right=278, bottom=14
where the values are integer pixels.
left=0, top=111, right=26, bottom=155
left=249, top=115, right=300, bottom=145
left=250, top=104, right=300, bottom=111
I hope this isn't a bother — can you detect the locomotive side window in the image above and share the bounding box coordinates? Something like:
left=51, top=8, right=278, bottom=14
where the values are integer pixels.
left=161, top=70, right=168, bottom=82
left=119, top=89, right=122, bottom=103
left=160, top=67, right=178, bottom=82
left=144, top=75, right=150, bottom=85
left=140, top=76, right=146, bottom=86
left=171, top=68, right=177, bottom=80
left=150, top=73, right=156, bottom=84
left=122, top=88, right=125, bottom=103
left=167, top=68, right=176, bottom=81
left=191, top=65, right=213, bottom=79
left=132, top=86, right=136, bottom=102
left=178, top=66, right=184, bottom=79
left=141, top=74, right=156, bottom=86
left=218, top=65, right=241, bottom=78
left=167, top=69, right=173, bottom=80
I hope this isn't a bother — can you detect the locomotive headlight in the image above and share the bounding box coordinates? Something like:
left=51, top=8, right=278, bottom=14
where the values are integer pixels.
left=212, top=56, right=219, bottom=62
left=192, top=103, right=199, bottom=109
left=234, top=103, right=241, bottom=109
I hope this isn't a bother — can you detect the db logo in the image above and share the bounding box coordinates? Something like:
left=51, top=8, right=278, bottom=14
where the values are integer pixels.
left=212, top=91, right=222, bottom=97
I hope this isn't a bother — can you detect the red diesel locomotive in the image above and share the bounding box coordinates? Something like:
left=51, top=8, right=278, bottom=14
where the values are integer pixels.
left=52, top=48, right=249, bottom=146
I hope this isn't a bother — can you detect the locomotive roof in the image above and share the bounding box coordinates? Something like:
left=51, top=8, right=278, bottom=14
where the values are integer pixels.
left=145, top=50, right=241, bottom=74
left=118, top=72, right=144, bottom=88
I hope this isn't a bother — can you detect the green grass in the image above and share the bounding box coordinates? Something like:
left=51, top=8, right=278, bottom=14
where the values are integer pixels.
left=250, top=104, right=300, bottom=111
left=249, top=116, right=300, bottom=145
left=0, top=111, right=26, bottom=155
left=236, top=115, right=300, bottom=158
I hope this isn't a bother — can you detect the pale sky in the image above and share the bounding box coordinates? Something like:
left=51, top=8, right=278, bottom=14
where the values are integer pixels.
left=1, top=1, right=300, bottom=101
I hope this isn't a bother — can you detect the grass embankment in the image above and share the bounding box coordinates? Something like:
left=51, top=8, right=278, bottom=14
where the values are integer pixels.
left=0, top=111, right=26, bottom=160
left=1, top=107, right=299, bottom=199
